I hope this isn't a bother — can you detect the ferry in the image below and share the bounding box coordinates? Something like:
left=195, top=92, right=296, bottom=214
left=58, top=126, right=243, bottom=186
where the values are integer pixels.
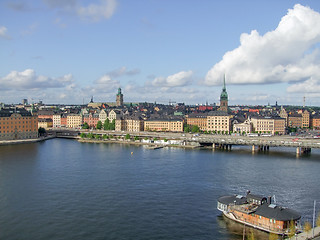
left=217, top=191, right=301, bottom=235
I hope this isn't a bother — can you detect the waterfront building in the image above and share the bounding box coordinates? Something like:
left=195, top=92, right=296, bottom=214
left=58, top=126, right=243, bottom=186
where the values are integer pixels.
left=115, top=115, right=144, bottom=132
left=186, top=113, right=208, bottom=131
left=61, top=114, right=67, bottom=127
left=0, top=108, right=38, bottom=140
left=144, top=119, right=183, bottom=132
left=219, top=76, right=228, bottom=112
left=279, top=107, right=288, bottom=126
left=38, top=118, right=53, bottom=130
left=207, top=111, right=231, bottom=133
left=233, top=119, right=252, bottom=134
left=288, top=113, right=302, bottom=128
left=251, top=116, right=285, bottom=135
left=108, top=109, right=122, bottom=122
left=116, top=88, right=124, bottom=107
left=67, top=114, right=82, bottom=129
left=98, top=109, right=108, bottom=124
left=53, top=114, right=61, bottom=128
left=302, top=110, right=310, bottom=128
left=82, top=112, right=99, bottom=128
left=311, top=114, right=320, bottom=129
left=37, top=109, right=54, bottom=120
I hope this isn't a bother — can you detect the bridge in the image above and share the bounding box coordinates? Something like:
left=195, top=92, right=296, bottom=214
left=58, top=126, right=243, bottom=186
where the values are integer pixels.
left=49, top=128, right=320, bottom=155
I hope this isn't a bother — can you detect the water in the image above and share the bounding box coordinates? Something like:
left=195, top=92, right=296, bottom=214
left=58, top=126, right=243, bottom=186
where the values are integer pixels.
left=0, top=139, right=320, bottom=240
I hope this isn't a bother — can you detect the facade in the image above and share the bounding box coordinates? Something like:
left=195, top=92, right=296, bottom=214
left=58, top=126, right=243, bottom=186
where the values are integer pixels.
left=67, top=114, right=82, bottom=128
left=115, top=115, right=144, bottom=132
left=38, top=118, right=53, bottom=130
left=116, top=88, right=123, bottom=107
left=186, top=113, right=207, bottom=131
left=0, top=108, right=38, bottom=140
left=251, top=116, right=285, bottom=135
left=279, top=107, right=288, bottom=126
left=219, top=76, right=228, bottom=112
left=83, top=113, right=99, bottom=128
left=53, top=114, right=61, bottom=128
left=233, top=119, right=252, bottom=134
left=302, top=110, right=310, bottom=128
left=288, top=113, right=302, bottom=128
left=98, top=109, right=108, bottom=124
left=144, top=119, right=183, bottom=132
left=108, top=109, right=121, bottom=122
left=311, top=115, right=320, bottom=129
left=207, top=111, right=231, bottom=133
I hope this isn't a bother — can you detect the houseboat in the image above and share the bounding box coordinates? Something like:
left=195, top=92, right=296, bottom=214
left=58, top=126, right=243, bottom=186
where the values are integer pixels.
left=217, top=191, right=301, bottom=235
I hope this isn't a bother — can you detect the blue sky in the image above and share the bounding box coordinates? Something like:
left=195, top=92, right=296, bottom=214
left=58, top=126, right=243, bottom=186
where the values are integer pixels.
left=1, top=0, right=320, bottom=106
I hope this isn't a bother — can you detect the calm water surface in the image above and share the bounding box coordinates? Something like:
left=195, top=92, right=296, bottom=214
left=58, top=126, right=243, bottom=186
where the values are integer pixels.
left=0, top=139, right=320, bottom=240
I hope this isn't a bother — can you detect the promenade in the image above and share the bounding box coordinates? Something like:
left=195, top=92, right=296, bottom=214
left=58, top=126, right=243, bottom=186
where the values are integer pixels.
left=294, top=226, right=320, bottom=240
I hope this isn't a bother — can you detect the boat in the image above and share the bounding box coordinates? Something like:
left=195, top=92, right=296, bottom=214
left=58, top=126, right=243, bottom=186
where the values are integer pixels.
left=217, top=191, right=301, bottom=235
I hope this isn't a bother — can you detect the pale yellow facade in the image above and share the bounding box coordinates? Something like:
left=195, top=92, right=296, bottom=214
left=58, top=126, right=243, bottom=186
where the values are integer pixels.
left=144, top=120, right=183, bottom=132
left=207, top=115, right=230, bottom=133
left=116, top=118, right=144, bottom=132
left=67, top=114, right=82, bottom=128
left=251, top=117, right=285, bottom=135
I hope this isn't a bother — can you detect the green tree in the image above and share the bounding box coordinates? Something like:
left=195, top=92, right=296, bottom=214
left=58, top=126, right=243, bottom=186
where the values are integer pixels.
left=184, top=125, right=190, bottom=133
left=95, top=134, right=100, bottom=139
left=134, top=136, right=139, bottom=141
left=87, top=133, right=94, bottom=139
left=125, top=134, right=130, bottom=140
left=103, top=118, right=110, bottom=130
left=38, top=127, right=46, bottom=136
left=304, top=221, right=312, bottom=238
left=103, top=134, right=109, bottom=140
left=82, top=122, right=89, bottom=129
left=80, top=133, right=86, bottom=138
left=110, top=119, right=115, bottom=130
left=164, top=138, right=168, bottom=142
left=191, top=125, right=200, bottom=133
left=96, top=121, right=102, bottom=130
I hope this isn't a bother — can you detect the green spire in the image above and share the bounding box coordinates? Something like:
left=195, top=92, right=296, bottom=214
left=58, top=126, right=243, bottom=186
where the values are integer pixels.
left=117, top=87, right=122, bottom=95
left=220, top=75, right=228, bottom=100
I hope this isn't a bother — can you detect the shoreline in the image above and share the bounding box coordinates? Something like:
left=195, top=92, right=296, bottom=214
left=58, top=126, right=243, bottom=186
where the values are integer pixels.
left=0, top=136, right=55, bottom=146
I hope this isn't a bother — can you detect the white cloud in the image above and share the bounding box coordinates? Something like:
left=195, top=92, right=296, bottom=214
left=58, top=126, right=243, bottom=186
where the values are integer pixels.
left=205, top=4, right=320, bottom=87
left=107, top=66, right=140, bottom=78
left=151, top=70, right=193, bottom=87
left=43, top=0, right=117, bottom=22
left=0, top=26, right=11, bottom=39
left=287, top=77, right=320, bottom=93
left=0, top=69, right=74, bottom=90
left=76, top=0, right=117, bottom=22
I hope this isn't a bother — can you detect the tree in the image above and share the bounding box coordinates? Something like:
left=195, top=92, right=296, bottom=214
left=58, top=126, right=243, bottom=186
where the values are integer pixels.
left=304, top=221, right=312, bottom=238
left=80, top=133, right=86, bottom=138
left=247, top=230, right=255, bottom=240
left=82, top=122, right=89, bottom=129
left=317, top=212, right=320, bottom=227
left=164, top=138, right=168, bottom=142
left=268, top=232, right=278, bottom=240
left=96, top=121, right=102, bottom=130
left=87, top=133, right=94, bottom=139
left=134, top=136, right=139, bottom=141
left=103, top=134, right=109, bottom=140
left=125, top=134, right=130, bottom=140
left=191, top=125, right=200, bottom=133
left=184, top=125, right=190, bottom=133
left=287, top=220, right=296, bottom=239
left=110, top=119, right=115, bottom=130
left=103, top=118, right=110, bottom=130
left=95, top=134, right=100, bottom=139
left=38, top=127, right=46, bottom=136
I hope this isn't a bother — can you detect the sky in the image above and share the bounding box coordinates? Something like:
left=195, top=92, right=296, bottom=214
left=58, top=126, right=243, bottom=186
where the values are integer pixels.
left=1, top=0, right=320, bottom=106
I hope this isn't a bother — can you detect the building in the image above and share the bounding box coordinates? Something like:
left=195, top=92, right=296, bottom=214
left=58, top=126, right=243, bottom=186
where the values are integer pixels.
left=115, top=115, right=144, bottom=132
left=116, top=88, right=123, bottom=107
left=53, top=114, right=61, bottom=128
left=288, top=113, right=302, bottom=128
left=0, top=108, right=38, bottom=140
left=186, top=113, right=207, bottom=131
left=108, top=109, right=122, bottom=122
left=98, top=109, right=108, bottom=124
left=302, top=110, right=310, bottom=128
left=144, top=119, right=183, bottom=132
left=67, top=114, right=82, bottom=129
left=233, top=119, right=252, bottom=134
left=251, top=116, right=286, bottom=135
left=38, top=118, right=53, bottom=130
left=219, top=75, right=228, bottom=112
left=311, top=115, right=320, bottom=129
left=207, top=111, right=231, bottom=133
left=279, top=107, right=288, bottom=126
left=82, top=112, right=99, bottom=128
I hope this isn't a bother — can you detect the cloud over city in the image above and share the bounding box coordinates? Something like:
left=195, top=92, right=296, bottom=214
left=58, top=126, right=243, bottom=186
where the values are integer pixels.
left=151, top=71, right=193, bottom=88
left=0, top=26, right=11, bottom=39
left=0, top=69, right=75, bottom=90
left=205, top=4, right=320, bottom=91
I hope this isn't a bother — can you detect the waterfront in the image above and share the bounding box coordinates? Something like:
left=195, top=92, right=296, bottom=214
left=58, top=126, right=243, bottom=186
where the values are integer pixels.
left=0, top=139, right=320, bottom=240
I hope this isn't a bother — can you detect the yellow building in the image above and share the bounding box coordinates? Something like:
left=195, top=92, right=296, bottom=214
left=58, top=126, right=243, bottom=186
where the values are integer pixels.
left=207, top=111, right=231, bottom=133
left=302, top=110, right=310, bottom=128
left=115, top=115, right=144, bottom=132
left=0, top=108, right=38, bottom=140
left=144, top=119, right=183, bottom=132
left=38, top=118, right=53, bottom=130
left=67, top=114, right=82, bottom=128
left=251, top=116, right=285, bottom=135
left=186, top=113, right=207, bottom=131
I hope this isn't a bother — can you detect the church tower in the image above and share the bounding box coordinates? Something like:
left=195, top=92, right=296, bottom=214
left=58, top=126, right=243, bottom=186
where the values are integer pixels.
left=116, top=87, right=123, bottom=107
left=219, top=75, right=228, bottom=112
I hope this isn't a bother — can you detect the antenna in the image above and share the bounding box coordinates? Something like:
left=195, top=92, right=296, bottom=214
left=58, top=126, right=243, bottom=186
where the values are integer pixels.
left=303, top=96, right=306, bottom=108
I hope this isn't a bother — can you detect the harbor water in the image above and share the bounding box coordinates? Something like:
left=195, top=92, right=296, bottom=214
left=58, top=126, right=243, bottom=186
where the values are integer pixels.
left=0, top=138, right=320, bottom=240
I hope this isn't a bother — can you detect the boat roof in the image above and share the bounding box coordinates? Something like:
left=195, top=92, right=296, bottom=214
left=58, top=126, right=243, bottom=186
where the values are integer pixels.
left=255, top=204, right=301, bottom=221
left=218, top=195, right=247, bottom=205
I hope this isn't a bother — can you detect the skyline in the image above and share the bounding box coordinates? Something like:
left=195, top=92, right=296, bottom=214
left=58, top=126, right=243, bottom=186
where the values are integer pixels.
left=1, top=1, right=320, bottom=106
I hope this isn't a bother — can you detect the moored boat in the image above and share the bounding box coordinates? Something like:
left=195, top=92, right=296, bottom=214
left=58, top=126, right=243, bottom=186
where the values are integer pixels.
left=217, top=191, right=301, bottom=235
